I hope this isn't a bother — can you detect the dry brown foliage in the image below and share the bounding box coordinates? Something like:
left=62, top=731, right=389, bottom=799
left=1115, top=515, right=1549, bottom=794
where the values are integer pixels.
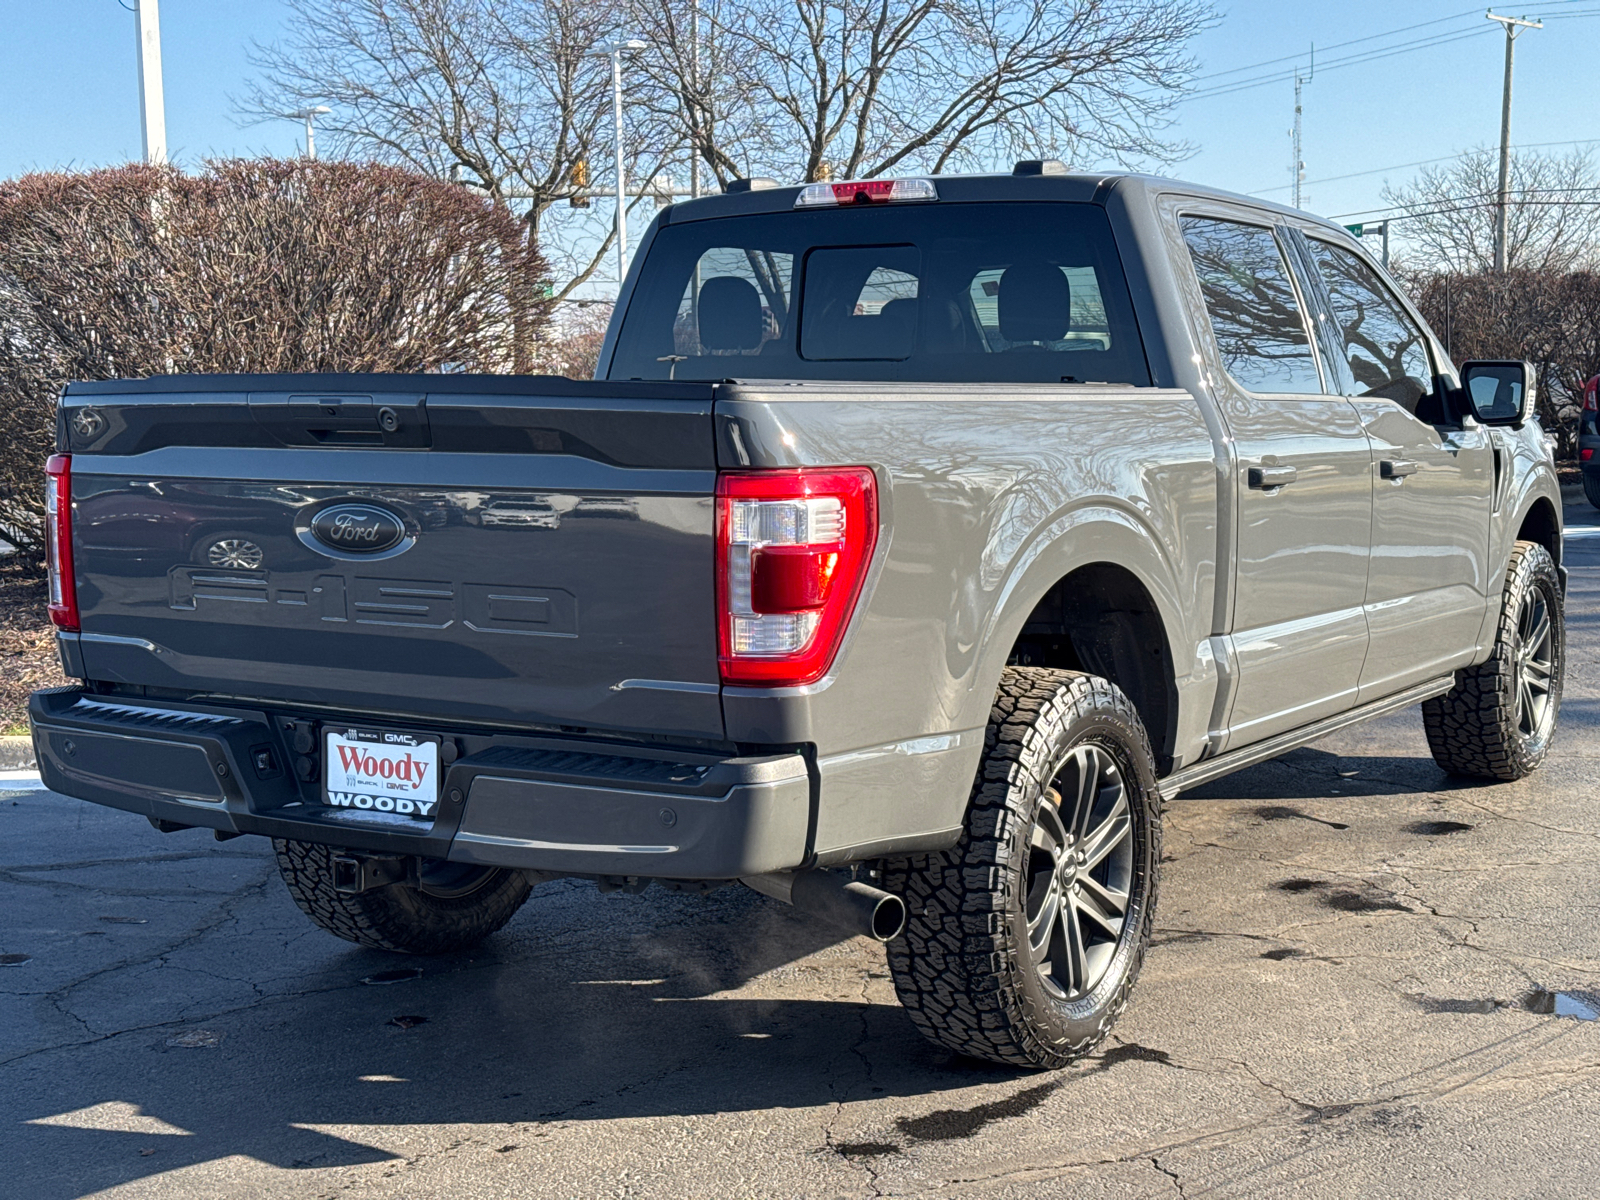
left=0, top=559, right=67, bottom=734
left=0, top=159, right=554, bottom=557
left=1403, top=268, right=1600, bottom=456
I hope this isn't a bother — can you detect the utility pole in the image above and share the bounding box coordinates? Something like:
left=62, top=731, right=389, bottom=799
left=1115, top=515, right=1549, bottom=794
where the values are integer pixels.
left=1290, top=45, right=1313, bottom=210
left=1488, top=11, right=1542, bottom=273
left=134, top=0, right=167, bottom=164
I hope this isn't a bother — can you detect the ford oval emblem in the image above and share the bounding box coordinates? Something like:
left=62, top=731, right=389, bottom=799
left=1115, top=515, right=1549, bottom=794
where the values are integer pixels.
left=310, top=504, right=406, bottom=554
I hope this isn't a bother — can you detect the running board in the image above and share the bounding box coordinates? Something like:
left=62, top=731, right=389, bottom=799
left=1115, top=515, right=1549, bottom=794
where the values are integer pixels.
left=1160, top=676, right=1455, bottom=798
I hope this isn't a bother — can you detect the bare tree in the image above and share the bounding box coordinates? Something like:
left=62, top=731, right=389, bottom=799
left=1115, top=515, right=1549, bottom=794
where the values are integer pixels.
left=248, top=0, right=1214, bottom=292
left=243, top=0, right=674, bottom=298
left=0, top=160, right=551, bottom=557
left=1383, top=148, right=1600, bottom=275
left=635, top=0, right=1213, bottom=186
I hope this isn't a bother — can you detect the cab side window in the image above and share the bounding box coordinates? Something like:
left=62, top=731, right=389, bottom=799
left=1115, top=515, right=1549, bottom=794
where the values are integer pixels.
left=1180, top=216, right=1324, bottom=396
left=1306, top=240, right=1435, bottom=416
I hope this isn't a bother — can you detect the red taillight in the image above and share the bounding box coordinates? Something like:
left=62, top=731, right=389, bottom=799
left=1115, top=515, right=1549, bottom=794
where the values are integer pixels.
left=1584, top=448, right=1595, bottom=461
left=45, top=454, right=78, bottom=632
left=716, top=468, right=878, bottom=686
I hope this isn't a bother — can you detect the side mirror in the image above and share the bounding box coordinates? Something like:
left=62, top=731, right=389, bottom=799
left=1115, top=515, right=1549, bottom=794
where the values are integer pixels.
left=1460, top=359, right=1536, bottom=426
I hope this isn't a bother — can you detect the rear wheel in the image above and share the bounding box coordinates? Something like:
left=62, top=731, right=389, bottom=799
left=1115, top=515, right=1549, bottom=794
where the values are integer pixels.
left=884, top=668, right=1161, bottom=1069
left=1422, top=540, right=1563, bottom=781
left=274, top=839, right=531, bottom=954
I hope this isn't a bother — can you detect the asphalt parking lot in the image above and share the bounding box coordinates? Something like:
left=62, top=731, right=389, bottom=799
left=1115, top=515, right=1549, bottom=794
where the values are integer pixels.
left=4, top=498, right=1600, bottom=1200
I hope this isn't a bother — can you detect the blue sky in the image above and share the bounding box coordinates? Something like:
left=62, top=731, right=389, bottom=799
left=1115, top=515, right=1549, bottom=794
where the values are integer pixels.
left=0, top=0, right=1596, bottom=233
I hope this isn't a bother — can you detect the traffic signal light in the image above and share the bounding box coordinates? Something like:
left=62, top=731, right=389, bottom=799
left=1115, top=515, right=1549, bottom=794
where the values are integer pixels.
left=569, top=160, right=590, bottom=208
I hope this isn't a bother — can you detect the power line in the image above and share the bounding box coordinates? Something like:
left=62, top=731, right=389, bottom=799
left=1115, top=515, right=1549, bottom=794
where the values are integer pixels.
left=1190, top=7, right=1483, bottom=83
left=1189, top=25, right=1496, bottom=102
left=1186, top=5, right=1600, bottom=105
left=1335, top=187, right=1600, bottom=223
left=1248, top=139, right=1600, bottom=197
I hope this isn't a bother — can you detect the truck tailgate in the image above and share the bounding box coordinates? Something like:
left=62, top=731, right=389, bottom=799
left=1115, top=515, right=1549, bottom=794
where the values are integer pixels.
left=63, top=377, right=723, bottom=739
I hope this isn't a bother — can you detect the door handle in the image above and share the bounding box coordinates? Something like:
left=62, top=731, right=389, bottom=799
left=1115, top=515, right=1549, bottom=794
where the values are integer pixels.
left=1380, top=459, right=1420, bottom=480
left=1247, top=464, right=1299, bottom=489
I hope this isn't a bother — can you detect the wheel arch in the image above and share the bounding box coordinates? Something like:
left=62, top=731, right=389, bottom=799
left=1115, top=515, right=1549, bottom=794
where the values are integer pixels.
left=1516, top=494, right=1561, bottom=569
left=980, top=523, right=1188, bottom=775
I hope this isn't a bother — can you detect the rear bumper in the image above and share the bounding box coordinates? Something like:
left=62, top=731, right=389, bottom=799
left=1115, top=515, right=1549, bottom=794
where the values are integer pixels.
left=28, top=688, right=811, bottom=879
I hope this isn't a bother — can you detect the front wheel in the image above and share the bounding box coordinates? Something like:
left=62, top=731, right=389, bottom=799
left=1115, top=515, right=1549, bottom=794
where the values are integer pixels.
left=274, top=839, right=531, bottom=954
left=1422, top=540, right=1563, bottom=781
left=884, top=668, right=1161, bottom=1069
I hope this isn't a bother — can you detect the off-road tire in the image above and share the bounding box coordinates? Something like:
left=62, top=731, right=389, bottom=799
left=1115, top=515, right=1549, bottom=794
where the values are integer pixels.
left=1583, top=471, right=1600, bottom=512
left=1422, top=540, right=1563, bottom=781
left=883, top=668, right=1161, bottom=1069
left=274, top=839, right=531, bottom=954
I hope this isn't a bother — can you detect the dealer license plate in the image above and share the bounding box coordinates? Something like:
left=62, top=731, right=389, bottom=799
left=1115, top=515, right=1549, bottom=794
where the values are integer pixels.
left=323, top=727, right=440, bottom=820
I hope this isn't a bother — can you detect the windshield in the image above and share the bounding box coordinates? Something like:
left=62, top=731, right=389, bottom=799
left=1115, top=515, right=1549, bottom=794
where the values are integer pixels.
left=607, top=201, right=1150, bottom=385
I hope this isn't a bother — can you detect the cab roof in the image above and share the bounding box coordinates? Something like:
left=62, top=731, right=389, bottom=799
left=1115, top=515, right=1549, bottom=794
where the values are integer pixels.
left=661, top=169, right=1352, bottom=241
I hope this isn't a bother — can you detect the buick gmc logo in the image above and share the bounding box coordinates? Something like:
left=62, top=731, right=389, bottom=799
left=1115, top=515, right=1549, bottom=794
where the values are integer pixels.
left=310, top=505, right=406, bottom=554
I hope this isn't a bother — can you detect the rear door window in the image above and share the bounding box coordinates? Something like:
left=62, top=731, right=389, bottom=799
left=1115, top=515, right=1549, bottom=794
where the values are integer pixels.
left=1180, top=216, right=1324, bottom=395
left=609, top=202, right=1150, bottom=384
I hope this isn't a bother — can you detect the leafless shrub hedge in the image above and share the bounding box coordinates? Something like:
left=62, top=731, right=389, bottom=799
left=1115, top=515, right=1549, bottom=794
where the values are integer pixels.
left=1404, top=268, right=1600, bottom=457
left=0, top=159, right=553, bottom=559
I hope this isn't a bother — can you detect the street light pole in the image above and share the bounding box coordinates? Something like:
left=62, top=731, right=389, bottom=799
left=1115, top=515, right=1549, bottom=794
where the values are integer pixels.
left=134, top=0, right=166, bottom=164
left=689, top=0, right=701, bottom=202
left=287, top=107, right=332, bottom=160
left=591, top=39, right=648, bottom=292
left=1487, top=11, right=1542, bottom=273
left=611, top=49, right=627, bottom=288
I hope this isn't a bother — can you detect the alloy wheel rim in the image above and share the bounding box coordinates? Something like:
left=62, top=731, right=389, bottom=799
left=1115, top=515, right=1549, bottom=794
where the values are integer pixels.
left=1514, top=587, right=1556, bottom=740
left=1024, top=743, right=1136, bottom=1001
left=207, top=539, right=263, bottom=569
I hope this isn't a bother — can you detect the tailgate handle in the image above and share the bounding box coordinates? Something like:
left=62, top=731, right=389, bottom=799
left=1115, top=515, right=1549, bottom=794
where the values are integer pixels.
left=1247, top=464, right=1298, bottom=490
left=247, top=393, right=431, bottom=448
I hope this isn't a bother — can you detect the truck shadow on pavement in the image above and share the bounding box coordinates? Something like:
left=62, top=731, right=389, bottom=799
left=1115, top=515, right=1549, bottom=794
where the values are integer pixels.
left=1177, top=745, right=1466, bottom=803
left=8, top=872, right=1024, bottom=1198
left=2, top=723, right=1565, bottom=1197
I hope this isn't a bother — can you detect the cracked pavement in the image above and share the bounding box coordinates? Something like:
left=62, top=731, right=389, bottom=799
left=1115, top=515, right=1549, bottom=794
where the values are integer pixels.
left=4, top=497, right=1600, bottom=1199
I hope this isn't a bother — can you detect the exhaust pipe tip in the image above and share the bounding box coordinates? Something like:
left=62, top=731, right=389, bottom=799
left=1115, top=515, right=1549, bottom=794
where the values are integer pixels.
left=743, top=869, right=907, bottom=942
left=861, top=885, right=907, bottom=942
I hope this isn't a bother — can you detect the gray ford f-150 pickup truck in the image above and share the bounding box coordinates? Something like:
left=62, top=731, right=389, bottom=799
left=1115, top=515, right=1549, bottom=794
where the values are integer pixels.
left=31, top=166, right=1565, bottom=1069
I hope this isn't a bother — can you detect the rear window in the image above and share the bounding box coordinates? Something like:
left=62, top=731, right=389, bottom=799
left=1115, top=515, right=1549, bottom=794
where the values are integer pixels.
left=608, top=201, right=1150, bottom=384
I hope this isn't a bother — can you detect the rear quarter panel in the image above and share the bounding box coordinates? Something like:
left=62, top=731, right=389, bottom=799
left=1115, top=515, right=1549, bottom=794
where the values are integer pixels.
left=715, top=383, right=1217, bottom=860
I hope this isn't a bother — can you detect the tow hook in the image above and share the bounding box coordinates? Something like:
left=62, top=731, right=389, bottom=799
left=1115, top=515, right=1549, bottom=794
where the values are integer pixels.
left=331, top=854, right=408, bottom=895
